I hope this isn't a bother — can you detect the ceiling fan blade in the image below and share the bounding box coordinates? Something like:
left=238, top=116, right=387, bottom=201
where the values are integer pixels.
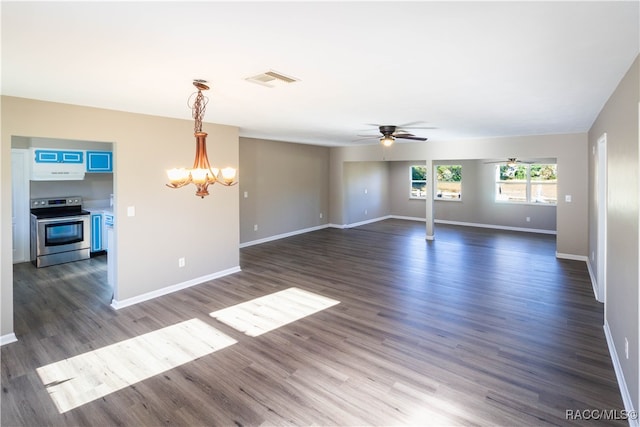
left=352, top=136, right=379, bottom=142
left=396, top=121, right=438, bottom=130
left=395, top=135, right=427, bottom=141
left=398, top=126, right=438, bottom=130
left=396, top=120, right=426, bottom=128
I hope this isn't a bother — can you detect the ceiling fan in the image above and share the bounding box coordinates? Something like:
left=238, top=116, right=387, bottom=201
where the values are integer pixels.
left=484, top=157, right=533, bottom=167
left=355, top=122, right=434, bottom=146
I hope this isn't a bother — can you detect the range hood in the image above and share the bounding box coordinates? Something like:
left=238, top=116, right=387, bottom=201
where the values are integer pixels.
left=30, top=148, right=86, bottom=181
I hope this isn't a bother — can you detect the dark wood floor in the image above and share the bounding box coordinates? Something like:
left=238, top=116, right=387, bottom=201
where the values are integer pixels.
left=2, top=220, right=625, bottom=426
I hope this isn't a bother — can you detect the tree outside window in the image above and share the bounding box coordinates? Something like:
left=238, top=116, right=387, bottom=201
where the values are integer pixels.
left=495, top=164, right=557, bottom=204
left=410, top=165, right=427, bottom=198
left=435, top=165, right=462, bottom=200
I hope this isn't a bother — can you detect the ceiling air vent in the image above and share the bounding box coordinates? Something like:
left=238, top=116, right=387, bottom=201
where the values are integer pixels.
left=245, top=70, right=299, bottom=88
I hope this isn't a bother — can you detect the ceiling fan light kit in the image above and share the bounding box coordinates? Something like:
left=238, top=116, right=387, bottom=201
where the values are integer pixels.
left=483, top=157, right=534, bottom=167
left=356, top=123, right=431, bottom=146
left=380, top=135, right=395, bottom=146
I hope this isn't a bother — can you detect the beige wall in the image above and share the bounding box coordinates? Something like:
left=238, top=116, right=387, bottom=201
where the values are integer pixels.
left=343, top=162, right=390, bottom=224
left=331, top=132, right=587, bottom=254
left=389, top=161, right=428, bottom=219
left=588, top=55, right=639, bottom=411
left=1, top=96, right=239, bottom=337
left=389, top=160, right=557, bottom=231
left=239, top=137, right=329, bottom=244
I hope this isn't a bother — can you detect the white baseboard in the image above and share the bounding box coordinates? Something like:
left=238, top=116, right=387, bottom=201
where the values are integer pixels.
left=343, top=215, right=392, bottom=229
left=585, top=258, right=601, bottom=302
left=240, top=224, right=330, bottom=248
left=0, top=333, right=18, bottom=346
left=554, top=252, right=602, bottom=302
left=555, top=252, right=588, bottom=262
left=389, top=215, right=426, bottom=222
left=434, top=219, right=557, bottom=235
left=603, top=321, right=638, bottom=427
left=111, top=266, right=241, bottom=310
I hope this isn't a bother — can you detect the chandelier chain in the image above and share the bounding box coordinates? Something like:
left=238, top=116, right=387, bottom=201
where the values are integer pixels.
left=188, top=90, right=209, bottom=133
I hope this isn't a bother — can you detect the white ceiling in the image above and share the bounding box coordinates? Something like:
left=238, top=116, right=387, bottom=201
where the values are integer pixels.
left=2, top=1, right=639, bottom=147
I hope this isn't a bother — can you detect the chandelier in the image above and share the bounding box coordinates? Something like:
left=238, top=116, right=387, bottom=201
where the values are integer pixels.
left=166, top=80, right=237, bottom=198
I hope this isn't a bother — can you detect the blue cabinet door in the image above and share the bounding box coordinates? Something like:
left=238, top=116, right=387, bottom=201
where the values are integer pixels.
left=86, top=151, right=113, bottom=172
left=90, top=213, right=103, bottom=252
left=34, top=149, right=84, bottom=164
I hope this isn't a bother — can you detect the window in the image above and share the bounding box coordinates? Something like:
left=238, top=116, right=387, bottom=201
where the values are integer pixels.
left=495, top=164, right=557, bottom=204
left=410, top=165, right=427, bottom=198
left=435, top=165, right=462, bottom=200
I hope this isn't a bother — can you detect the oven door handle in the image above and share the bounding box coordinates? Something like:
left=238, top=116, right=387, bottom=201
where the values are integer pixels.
left=36, top=216, right=87, bottom=224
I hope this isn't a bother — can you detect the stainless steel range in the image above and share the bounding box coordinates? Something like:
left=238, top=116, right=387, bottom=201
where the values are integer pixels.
left=30, top=196, right=91, bottom=268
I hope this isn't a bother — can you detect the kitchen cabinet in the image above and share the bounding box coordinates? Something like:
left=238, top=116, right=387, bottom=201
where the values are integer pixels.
left=90, top=212, right=104, bottom=253
left=34, top=149, right=84, bottom=164
left=86, top=151, right=113, bottom=172
left=103, top=213, right=114, bottom=251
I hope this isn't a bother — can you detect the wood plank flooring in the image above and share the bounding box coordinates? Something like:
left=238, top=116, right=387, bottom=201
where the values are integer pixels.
left=1, top=220, right=626, bottom=426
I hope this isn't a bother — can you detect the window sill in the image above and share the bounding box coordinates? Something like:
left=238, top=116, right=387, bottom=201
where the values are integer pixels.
left=435, top=198, right=462, bottom=202
left=409, top=197, right=426, bottom=200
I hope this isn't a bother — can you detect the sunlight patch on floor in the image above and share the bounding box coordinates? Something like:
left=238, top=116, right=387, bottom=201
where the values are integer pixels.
left=36, top=319, right=236, bottom=413
left=210, top=287, right=340, bottom=337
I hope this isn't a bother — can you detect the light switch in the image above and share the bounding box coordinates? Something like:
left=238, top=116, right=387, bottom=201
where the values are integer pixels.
left=565, top=195, right=572, bottom=203
left=127, top=206, right=136, bottom=217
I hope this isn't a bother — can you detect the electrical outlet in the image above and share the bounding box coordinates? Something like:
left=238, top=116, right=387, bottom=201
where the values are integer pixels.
left=178, top=257, right=185, bottom=268
left=591, top=251, right=595, bottom=262
left=254, top=224, right=258, bottom=231
left=526, top=217, right=531, bottom=222
left=319, top=213, right=323, bottom=219
left=243, top=191, right=248, bottom=198
left=625, top=337, right=629, bottom=359
left=364, top=209, right=368, bottom=215
left=364, top=189, right=368, bottom=194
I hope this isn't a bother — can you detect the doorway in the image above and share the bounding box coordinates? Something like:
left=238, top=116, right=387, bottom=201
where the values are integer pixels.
left=11, top=136, right=115, bottom=309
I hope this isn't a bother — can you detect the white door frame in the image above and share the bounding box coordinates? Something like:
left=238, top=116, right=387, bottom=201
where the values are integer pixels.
left=596, top=133, right=607, bottom=305
left=11, top=148, right=30, bottom=263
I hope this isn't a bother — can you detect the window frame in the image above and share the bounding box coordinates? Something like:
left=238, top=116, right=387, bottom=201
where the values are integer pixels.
left=494, top=163, right=557, bottom=205
left=434, top=164, right=462, bottom=201
left=409, top=165, right=427, bottom=199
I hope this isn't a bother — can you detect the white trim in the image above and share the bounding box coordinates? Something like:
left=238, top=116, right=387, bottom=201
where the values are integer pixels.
left=328, top=223, right=346, bottom=229
left=0, top=333, right=18, bottom=346
left=555, top=252, right=588, bottom=262
left=434, top=219, right=557, bottom=235
left=555, top=253, right=601, bottom=302
left=585, top=258, right=599, bottom=301
left=240, top=225, right=330, bottom=248
left=425, top=235, right=435, bottom=241
left=596, top=133, right=608, bottom=304
left=389, top=215, right=426, bottom=222
left=110, top=266, right=241, bottom=310
left=343, top=215, right=391, bottom=229
left=603, top=321, right=638, bottom=427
